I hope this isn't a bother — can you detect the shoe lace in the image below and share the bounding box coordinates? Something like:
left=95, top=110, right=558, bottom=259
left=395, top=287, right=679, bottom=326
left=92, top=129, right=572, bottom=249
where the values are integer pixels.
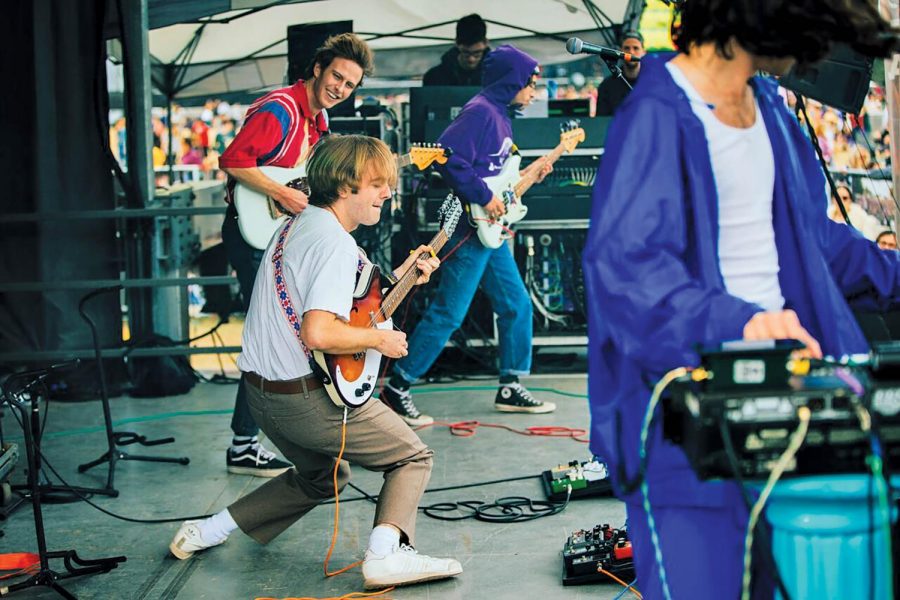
left=387, top=384, right=421, bottom=418
left=252, top=442, right=277, bottom=462
left=399, top=543, right=418, bottom=555
left=401, top=395, right=423, bottom=417
left=508, top=382, right=539, bottom=405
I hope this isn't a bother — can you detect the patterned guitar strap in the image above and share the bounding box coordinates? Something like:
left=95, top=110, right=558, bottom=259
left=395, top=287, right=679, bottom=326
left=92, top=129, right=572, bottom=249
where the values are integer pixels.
left=271, top=215, right=366, bottom=387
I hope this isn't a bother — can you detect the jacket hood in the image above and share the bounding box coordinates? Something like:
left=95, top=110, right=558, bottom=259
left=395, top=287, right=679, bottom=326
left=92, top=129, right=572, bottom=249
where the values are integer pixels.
left=479, top=44, right=539, bottom=105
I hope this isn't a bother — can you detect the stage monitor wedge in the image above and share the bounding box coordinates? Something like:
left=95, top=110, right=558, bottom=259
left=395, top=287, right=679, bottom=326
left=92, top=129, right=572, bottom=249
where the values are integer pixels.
left=287, top=20, right=355, bottom=117
left=779, top=44, right=873, bottom=114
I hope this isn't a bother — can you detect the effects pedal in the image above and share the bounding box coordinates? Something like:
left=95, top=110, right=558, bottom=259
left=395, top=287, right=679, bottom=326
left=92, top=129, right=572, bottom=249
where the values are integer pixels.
left=541, top=458, right=612, bottom=501
left=562, top=523, right=635, bottom=586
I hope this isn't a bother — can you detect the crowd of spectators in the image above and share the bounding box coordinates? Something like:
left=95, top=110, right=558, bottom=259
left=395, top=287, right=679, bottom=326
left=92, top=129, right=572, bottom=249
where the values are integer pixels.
left=109, top=80, right=895, bottom=240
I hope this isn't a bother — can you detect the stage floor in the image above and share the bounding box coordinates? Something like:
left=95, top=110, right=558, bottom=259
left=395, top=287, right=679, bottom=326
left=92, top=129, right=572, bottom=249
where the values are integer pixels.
left=2, top=374, right=630, bottom=599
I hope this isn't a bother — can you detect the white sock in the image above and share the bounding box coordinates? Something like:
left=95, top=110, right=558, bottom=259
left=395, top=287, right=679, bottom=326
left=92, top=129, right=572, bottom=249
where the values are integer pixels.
left=198, top=508, right=239, bottom=544
left=367, top=525, right=401, bottom=557
left=231, top=435, right=258, bottom=451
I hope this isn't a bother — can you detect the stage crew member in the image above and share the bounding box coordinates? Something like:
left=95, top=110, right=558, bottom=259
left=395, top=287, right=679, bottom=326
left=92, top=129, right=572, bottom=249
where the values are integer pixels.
left=583, top=1, right=900, bottom=598
left=170, top=135, right=462, bottom=590
left=595, top=30, right=646, bottom=116
left=423, top=13, right=490, bottom=87
left=382, top=45, right=555, bottom=425
left=217, top=33, right=373, bottom=478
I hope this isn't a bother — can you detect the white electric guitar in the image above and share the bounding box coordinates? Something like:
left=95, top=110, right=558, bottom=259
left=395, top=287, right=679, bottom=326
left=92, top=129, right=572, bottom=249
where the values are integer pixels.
left=234, top=145, right=450, bottom=250
left=469, top=121, right=585, bottom=249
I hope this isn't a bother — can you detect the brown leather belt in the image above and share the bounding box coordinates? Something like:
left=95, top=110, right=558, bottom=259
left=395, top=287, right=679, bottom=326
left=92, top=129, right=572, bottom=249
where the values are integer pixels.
left=244, top=371, right=323, bottom=394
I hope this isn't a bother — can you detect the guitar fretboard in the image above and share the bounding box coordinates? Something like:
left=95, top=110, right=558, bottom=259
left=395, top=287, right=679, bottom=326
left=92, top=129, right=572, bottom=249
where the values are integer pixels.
left=376, top=229, right=450, bottom=322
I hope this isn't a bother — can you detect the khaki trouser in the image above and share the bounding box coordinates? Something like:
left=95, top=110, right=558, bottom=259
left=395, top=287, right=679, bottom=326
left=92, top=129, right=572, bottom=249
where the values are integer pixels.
left=228, top=380, right=433, bottom=545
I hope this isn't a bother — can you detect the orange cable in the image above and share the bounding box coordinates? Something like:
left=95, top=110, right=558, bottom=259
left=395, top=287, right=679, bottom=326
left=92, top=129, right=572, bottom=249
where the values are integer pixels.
left=598, top=567, right=642, bottom=599
left=260, top=411, right=396, bottom=600
left=415, top=419, right=589, bottom=443
left=323, top=410, right=362, bottom=578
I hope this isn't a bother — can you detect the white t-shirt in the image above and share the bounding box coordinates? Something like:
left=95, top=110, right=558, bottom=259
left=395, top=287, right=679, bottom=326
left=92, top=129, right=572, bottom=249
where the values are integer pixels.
left=237, top=205, right=361, bottom=381
left=667, top=62, right=785, bottom=313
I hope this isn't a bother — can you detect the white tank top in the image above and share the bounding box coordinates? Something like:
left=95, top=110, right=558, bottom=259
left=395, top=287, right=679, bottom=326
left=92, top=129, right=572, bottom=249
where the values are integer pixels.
left=667, top=62, right=784, bottom=312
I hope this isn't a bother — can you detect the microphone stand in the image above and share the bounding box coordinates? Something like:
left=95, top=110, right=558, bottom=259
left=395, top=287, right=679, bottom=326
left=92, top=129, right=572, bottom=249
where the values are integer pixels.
left=601, top=55, right=634, bottom=91
left=75, top=286, right=190, bottom=495
left=1, top=371, right=126, bottom=599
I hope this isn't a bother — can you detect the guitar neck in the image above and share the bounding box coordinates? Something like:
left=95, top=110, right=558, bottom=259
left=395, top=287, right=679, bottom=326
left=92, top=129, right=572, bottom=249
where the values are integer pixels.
left=513, top=143, right=568, bottom=198
left=396, top=153, right=412, bottom=170
left=378, top=230, right=450, bottom=320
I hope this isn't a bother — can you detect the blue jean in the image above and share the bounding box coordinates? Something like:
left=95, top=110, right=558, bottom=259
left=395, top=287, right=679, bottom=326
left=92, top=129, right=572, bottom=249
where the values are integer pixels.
left=222, top=203, right=265, bottom=437
left=393, top=227, right=532, bottom=383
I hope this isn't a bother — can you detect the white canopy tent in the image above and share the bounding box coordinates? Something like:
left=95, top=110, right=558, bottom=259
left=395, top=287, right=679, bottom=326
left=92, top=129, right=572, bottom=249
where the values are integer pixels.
left=141, top=0, right=641, bottom=101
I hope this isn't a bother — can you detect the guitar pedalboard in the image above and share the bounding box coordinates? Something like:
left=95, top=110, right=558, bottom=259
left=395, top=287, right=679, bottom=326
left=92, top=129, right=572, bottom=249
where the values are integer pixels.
left=562, top=523, right=634, bottom=586
left=541, top=457, right=612, bottom=501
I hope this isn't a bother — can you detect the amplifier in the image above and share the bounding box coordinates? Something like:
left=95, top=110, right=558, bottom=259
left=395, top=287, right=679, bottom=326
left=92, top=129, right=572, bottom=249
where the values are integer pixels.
left=664, top=346, right=900, bottom=479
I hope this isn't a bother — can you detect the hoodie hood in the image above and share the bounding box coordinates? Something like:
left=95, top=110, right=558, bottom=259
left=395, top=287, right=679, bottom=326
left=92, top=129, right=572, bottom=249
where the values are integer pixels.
left=480, top=44, right=539, bottom=105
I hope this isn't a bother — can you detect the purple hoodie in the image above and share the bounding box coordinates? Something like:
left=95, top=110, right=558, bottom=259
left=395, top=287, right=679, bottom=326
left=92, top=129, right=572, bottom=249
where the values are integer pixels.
left=436, top=45, right=539, bottom=207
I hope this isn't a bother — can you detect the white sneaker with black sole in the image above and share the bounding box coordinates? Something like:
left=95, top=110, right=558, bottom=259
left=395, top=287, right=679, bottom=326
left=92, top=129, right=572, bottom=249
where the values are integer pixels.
left=494, top=382, right=556, bottom=413
left=226, top=442, right=292, bottom=477
left=380, top=384, right=434, bottom=426
left=363, top=544, right=462, bottom=589
left=169, top=520, right=227, bottom=560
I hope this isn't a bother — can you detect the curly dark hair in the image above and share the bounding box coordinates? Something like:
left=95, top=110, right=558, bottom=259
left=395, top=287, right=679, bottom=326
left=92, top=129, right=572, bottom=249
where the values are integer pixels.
left=677, top=0, right=899, bottom=63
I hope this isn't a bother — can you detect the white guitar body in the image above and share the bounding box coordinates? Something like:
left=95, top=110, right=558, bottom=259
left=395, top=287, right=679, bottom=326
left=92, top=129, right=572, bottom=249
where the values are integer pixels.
left=468, top=155, right=528, bottom=250
left=234, top=164, right=306, bottom=250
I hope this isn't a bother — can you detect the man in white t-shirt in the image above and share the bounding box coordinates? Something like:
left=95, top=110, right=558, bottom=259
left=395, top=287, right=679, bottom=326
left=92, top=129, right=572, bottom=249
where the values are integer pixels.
left=169, top=135, right=462, bottom=590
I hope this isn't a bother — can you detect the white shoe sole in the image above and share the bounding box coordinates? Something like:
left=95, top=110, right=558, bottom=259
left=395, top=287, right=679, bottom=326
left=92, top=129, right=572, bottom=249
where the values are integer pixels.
left=494, top=403, right=556, bottom=414
left=364, top=565, right=463, bottom=589
left=227, top=465, right=291, bottom=477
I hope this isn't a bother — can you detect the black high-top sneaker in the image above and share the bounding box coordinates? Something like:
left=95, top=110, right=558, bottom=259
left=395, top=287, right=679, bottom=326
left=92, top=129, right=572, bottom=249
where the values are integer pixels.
left=495, top=382, right=556, bottom=413
left=380, top=383, right=434, bottom=426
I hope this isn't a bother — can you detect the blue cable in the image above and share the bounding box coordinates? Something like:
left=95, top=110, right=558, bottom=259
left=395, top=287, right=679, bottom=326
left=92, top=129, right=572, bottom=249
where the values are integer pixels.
left=613, top=580, right=639, bottom=600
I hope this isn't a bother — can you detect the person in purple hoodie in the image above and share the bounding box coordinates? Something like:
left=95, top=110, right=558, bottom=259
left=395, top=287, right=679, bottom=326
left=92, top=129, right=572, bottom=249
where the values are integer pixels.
left=381, top=45, right=554, bottom=425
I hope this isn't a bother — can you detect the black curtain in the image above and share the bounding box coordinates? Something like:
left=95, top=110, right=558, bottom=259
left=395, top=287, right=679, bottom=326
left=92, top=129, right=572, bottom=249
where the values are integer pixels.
left=0, top=0, right=121, bottom=357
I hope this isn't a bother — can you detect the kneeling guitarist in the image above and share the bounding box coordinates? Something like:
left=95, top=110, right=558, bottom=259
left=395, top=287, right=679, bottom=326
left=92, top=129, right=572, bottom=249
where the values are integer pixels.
left=171, top=135, right=462, bottom=590
left=382, top=45, right=556, bottom=425
left=217, top=33, right=373, bottom=477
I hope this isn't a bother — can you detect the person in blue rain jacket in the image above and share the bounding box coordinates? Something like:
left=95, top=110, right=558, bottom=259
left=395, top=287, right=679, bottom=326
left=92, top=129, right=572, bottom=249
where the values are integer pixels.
left=582, top=1, right=900, bottom=598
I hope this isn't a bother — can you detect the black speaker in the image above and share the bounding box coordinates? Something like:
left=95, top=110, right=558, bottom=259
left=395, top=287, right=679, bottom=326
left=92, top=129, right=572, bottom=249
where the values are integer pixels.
left=779, top=44, right=873, bottom=114
left=287, top=21, right=356, bottom=117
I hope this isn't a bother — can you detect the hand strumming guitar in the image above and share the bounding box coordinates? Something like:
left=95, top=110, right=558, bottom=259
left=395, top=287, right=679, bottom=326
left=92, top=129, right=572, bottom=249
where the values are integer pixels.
left=483, top=196, right=506, bottom=220
left=375, top=329, right=409, bottom=358
left=273, top=184, right=309, bottom=215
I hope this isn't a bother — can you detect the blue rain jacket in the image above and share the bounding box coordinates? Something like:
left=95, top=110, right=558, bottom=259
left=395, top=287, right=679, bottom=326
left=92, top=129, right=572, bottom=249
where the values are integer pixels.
left=583, top=55, right=900, bottom=508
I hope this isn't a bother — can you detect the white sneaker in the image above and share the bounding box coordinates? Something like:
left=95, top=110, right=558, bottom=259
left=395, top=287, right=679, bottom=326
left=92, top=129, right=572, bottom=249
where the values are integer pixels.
left=362, top=544, right=462, bottom=589
left=168, top=520, right=227, bottom=560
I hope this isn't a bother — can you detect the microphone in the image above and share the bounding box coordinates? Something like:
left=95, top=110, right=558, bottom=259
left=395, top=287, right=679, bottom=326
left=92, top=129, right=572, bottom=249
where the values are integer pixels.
left=566, top=37, right=641, bottom=63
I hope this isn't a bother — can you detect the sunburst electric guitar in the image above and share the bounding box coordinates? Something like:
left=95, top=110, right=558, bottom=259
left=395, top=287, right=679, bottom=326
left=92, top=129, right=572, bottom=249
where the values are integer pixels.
left=469, top=121, right=585, bottom=249
left=234, top=145, right=450, bottom=250
left=313, top=195, right=464, bottom=408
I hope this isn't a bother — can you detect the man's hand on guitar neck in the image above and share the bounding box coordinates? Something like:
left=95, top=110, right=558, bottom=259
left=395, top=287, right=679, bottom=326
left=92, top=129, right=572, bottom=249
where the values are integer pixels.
left=520, top=156, right=553, bottom=183
left=223, top=166, right=310, bottom=215
left=392, top=245, right=441, bottom=285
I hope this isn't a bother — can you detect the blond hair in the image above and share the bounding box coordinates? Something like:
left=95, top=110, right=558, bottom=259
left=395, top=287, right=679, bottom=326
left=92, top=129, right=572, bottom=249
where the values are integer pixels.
left=306, top=134, right=396, bottom=207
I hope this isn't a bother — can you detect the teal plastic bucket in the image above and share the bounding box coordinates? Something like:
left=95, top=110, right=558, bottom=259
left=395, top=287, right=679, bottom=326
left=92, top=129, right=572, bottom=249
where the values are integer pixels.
left=762, top=474, right=895, bottom=600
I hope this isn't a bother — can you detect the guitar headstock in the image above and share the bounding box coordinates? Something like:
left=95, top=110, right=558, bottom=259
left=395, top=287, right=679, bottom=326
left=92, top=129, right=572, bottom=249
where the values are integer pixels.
left=437, top=194, right=464, bottom=239
left=408, top=143, right=450, bottom=170
left=559, top=120, right=586, bottom=153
